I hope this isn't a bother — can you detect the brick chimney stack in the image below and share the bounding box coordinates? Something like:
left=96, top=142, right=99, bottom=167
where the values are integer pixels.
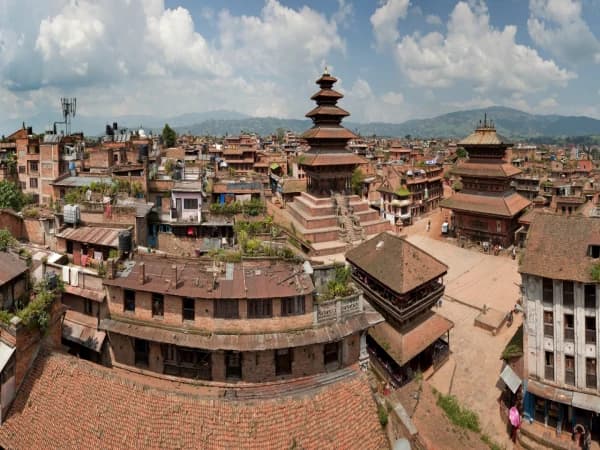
left=138, top=262, right=146, bottom=285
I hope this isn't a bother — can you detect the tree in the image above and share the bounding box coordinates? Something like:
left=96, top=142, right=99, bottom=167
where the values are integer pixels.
left=351, top=168, right=365, bottom=195
left=276, top=128, right=286, bottom=144
left=0, top=181, right=26, bottom=211
left=456, top=147, right=468, bottom=158
left=162, top=123, right=177, bottom=148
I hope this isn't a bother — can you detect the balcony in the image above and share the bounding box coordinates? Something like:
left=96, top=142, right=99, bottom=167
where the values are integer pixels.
left=352, top=275, right=444, bottom=325
left=544, top=324, right=553, bottom=338
left=313, top=292, right=363, bottom=325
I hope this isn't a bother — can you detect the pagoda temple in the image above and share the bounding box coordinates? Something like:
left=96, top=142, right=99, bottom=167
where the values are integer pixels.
left=440, top=116, right=531, bottom=247
left=282, top=70, right=391, bottom=255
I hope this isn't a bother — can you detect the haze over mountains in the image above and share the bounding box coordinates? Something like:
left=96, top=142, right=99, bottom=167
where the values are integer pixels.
left=3, top=106, right=600, bottom=139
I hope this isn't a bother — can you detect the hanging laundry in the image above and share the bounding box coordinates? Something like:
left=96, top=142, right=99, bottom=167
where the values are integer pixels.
left=70, top=267, right=79, bottom=287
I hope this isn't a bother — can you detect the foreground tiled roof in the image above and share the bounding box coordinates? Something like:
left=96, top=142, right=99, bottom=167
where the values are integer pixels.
left=0, top=351, right=387, bottom=450
left=0, top=252, right=27, bottom=285
left=520, top=213, right=600, bottom=282
left=346, top=232, right=448, bottom=294
left=440, top=192, right=531, bottom=218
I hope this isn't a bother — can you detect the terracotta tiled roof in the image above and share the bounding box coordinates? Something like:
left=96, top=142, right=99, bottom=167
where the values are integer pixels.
left=346, top=232, right=448, bottom=294
left=0, top=252, right=27, bottom=286
left=301, top=127, right=358, bottom=140
left=520, top=213, right=600, bottom=282
left=452, top=161, right=521, bottom=178
left=305, top=105, right=350, bottom=118
left=369, top=311, right=454, bottom=366
left=0, top=351, right=387, bottom=450
left=440, top=192, right=531, bottom=218
left=300, top=153, right=366, bottom=167
left=310, top=89, right=343, bottom=100
left=459, top=127, right=511, bottom=146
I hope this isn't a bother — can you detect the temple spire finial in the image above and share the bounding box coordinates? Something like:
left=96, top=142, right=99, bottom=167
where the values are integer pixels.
left=484, top=112, right=487, bottom=127
left=323, top=65, right=329, bottom=76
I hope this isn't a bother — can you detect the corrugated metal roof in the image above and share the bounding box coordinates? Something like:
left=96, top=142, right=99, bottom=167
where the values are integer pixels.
left=56, top=226, right=123, bottom=247
left=51, top=176, right=112, bottom=188
left=63, top=310, right=106, bottom=352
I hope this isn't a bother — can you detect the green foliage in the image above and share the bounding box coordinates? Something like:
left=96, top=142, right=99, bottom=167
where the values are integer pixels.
left=321, top=265, right=354, bottom=301
left=0, top=309, right=13, bottom=324
left=591, top=263, right=600, bottom=282
left=395, top=186, right=411, bottom=196
left=456, top=147, right=468, bottom=158
left=109, top=249, right=119, bottom=259
left=16, top=281, right=58, bottom=333
left=0, top=229, right=16, bottom=251
left=90, top=181, right=111, bottom=194
left=351, top=168, right=365, bottom=195
left=452, top=180, right=463, bottom=192
left=377, top=404, right=388, bottom=427
left=502, top=324, right=523, bottom=360
left=0, top=180, right=27, bottom=211
left=480, top=433, right=504, bottom=450
left=63, top=186, right=87, bottom=205
left=22, top=206, right=39, bottom=218
left=435, top=390, right=481, bottom=433
left=210, top=199, right=266, bottom=216
left=162, top=123, right=177, bottom=148
left=164, top=159, right=175, bottom=176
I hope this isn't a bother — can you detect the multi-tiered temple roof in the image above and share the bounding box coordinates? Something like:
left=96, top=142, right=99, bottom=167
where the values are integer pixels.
left=301, top=71, right=365, bottom=169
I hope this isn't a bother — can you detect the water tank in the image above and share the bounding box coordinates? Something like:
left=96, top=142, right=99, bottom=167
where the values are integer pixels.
left=118, top=230, right=132, bottom=253
left=63, top=204, right=80, bottom=224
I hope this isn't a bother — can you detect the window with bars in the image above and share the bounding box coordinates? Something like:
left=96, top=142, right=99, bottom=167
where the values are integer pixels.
left=564, top=314, right=574, bottom=342
left=182, top=298, right=195, bottom=321
left=565, top=355, right=575, bottom=385
left=586, top=316, right=596, bottom=344
left=587, top=358, right=597, bottom=389
left=542, top=278, right=553, bottom=305
left=214, top=300, right=239, bottom=319
left=545, top=351, right=554, bottom=381
left=247, top=299, right=272, bottom=318
left=183, top=198, right=198, bottom=209
left=585, top=285, right=596, bottom=309
left=562, top=281, right=574, bottom=308
left=29, top=177, right=38, bottom=188
left=543, top=311, right=554, bottom=338
left=281, top=296, right=305, bottom=316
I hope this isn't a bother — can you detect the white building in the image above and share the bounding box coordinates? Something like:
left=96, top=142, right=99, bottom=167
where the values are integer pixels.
left=520, top=213, right=600, bottom=436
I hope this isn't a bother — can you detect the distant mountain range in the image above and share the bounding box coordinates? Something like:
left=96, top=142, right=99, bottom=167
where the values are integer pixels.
left=3, top=106, right=600, bottom=140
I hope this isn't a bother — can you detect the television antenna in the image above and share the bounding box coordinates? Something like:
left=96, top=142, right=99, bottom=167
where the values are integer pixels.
left=53, top=97, right=77, bottom=135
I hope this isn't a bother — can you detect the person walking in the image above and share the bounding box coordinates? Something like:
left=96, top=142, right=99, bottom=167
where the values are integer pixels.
left=426, top=219, right=431, bottom=232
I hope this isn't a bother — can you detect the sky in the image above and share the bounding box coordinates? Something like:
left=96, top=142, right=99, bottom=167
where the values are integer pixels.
left=0, top=0, right=599, bottom=127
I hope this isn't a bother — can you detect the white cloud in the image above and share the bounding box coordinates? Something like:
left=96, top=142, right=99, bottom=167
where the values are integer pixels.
left=425, top=14, right=442, bottom=26
left=218, top=0, right=345, bottom=75
left=382, top=91, right=404, bottom=105
left=528, top=0, right=600, bottom=64
left=332, top=0, right=354, bottom=28
left=370, top=0, right=410, bottom=50
left=395, top=1, right=575, bottom=94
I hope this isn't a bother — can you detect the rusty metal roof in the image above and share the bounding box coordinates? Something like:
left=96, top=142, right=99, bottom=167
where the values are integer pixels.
left=104, top=257, right=315, bottom=299
left=56, top=226, right=124, bottom=247
left=0, top=252, right=27, bottom=285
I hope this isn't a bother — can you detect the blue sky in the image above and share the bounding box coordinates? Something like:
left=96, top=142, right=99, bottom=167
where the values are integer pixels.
left=0, top=0, right=599, bottom=126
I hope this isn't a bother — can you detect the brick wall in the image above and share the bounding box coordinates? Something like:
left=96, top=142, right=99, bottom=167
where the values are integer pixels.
left=157, top=232, right=200, bottom=256
left=0, top=210, right=24, bottom=239
left=109, top=332, right=134, bottom=366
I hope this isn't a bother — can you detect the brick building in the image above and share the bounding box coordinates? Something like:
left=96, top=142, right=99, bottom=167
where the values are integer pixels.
left=101, top=255, right=382, bottom=383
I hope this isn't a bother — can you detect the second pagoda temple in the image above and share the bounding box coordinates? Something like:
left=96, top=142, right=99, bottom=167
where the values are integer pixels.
left=440, top=116, right=531, bottom=247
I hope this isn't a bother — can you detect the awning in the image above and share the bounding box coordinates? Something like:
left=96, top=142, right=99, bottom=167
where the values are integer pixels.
left=0, top=341, right=15, bottom=371
left=500, top=364, right=522, bottom=394
left=391, top=199, right=411, bottom=207
left=369, top=312, right=454, bottom=367
left=63, top=310, right=106, bottom=353
left=573, top=392, right=600, bottom=413
left=526, top=379, right=573, bottom=405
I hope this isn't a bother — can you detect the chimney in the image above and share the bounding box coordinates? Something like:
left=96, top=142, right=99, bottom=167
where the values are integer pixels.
left=138, top=262, right=146, bottom=284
